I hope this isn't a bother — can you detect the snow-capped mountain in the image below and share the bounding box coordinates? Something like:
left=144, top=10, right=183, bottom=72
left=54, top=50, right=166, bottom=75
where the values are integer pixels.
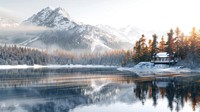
left=0, top=7, right=167, bottom=53
left=23, top=7, right=76, bottom=30
left=120, top=25, right=144, bottom=41
left=119, top=25, right=167, bottom=42
left=96, top=25, right=132, bottom=42
left=96, top=25, right=167, bottom=44
left=21, top=7, right=132, bottom=53
left=0, top=17, right=19, bottom=27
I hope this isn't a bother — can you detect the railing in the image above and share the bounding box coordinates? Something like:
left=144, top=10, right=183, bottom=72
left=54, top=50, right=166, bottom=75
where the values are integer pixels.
left=151, top=59, right=178, bottom=64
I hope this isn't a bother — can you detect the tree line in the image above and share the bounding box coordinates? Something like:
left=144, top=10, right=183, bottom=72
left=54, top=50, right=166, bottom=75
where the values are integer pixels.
left=0, top=45, right=74, bottom=65
left=0, top=44, right=126, bottom=65
left=122, top=27, right=200, bottom=68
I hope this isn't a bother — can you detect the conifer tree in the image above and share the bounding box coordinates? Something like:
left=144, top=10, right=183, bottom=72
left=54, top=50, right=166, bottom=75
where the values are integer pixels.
left=159, top=36, right=166, bottom=52
left=140, top=34, right=146, bottom=50
left=148, top=39, right=153, bottom=51
left=151, top=34, right=158, bottom=57
left=166, top=29, right=175, bottom=56
left=133, top=34, right=151, bottom=62
left=175, top=27, right=181, bottom=58
left=133, top=40, right=141, bottom=62
left=189, top=27, right=199, bottom=53
left=179, top=33, right=186, bottom=59
left=187, top=27, right=200, bottom=65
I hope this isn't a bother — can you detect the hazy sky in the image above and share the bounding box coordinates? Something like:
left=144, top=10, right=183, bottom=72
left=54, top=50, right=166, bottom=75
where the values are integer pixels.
left=0, top=0, right=200, bottom=32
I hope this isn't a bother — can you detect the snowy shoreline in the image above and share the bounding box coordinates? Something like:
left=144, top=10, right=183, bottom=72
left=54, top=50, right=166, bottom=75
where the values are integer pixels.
left=117, top=67, right=200, bottom=77
left=117, top=62, right=200, bottom=76
left=0, top=64, right=118, bottom=70
left=0, top=63, right=199, bottom=77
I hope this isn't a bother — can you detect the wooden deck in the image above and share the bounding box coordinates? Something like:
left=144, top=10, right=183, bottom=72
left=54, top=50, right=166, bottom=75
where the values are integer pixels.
left=151, top=60, right=178, bottom=65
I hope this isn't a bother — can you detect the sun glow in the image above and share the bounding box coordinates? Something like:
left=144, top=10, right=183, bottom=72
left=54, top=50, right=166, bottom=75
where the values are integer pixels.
left=99, top=0, right=200, bottom=33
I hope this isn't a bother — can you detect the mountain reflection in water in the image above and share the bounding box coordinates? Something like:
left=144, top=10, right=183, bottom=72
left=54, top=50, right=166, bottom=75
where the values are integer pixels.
left=0, top=68, right=200, bottom=112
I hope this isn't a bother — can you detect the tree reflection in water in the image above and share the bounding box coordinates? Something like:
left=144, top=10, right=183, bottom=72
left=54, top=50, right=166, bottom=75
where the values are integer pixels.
left=134, top=76, right=200, bottom=112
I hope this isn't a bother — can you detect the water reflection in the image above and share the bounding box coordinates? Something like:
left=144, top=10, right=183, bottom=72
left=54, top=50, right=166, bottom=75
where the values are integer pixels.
left=134, top=75, right=200, bottom=112
left=0, top=68, right=200, bottom=112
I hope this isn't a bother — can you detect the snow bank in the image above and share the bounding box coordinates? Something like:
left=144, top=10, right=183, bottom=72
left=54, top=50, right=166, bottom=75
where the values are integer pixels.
left=0, top=64, right=118, bottom=70
left=117, top=62, right=194, bottom=76
left=65, top=64, right=117, bottom=68
left=0, top=65, right=33, bottom=69
left=0, top=65, right=49, bottom=69
left=117, top=66, right=192, bottom=76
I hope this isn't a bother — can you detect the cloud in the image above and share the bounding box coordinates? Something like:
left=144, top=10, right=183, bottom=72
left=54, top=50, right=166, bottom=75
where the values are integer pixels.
left=0, top=8, right=48, bottom=32
left=0, top=25, right=49, bottom=32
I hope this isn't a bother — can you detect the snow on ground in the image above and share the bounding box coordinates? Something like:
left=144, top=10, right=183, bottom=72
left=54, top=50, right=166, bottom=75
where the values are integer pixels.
left=117, top=67, right=192, bottom=77
left=117, top=62, right=195, bottom=77
left=0, top=65, right=46, bottom=69
left=0, top=64, right=118, bottom=70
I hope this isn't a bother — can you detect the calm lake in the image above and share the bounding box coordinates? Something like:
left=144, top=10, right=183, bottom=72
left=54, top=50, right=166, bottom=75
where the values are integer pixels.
left=0, top=67, right=200, bottom=112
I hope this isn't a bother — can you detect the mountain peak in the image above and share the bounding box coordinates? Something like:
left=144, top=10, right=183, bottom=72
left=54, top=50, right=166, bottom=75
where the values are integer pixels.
left=23, top=7, right=75, bottom=30
left=55, top=7, right=64, bottom=11
left=54, top=7, right=70, bottom=19
left=43, top=6, right=54, bottom=11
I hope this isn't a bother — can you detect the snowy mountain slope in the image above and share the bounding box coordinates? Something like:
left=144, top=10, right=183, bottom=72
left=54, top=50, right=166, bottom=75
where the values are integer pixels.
left=96, top=25, right=167, bottom=44
left=0, top=7, right=167, bottom=52
left=23, top=7, right=76, bottom=30
left=119, top=25, right=167, bottom=43
left=96, top=25, right=131, bottom=42
left=19, top=35, right=40, bottom=46
left=120, top=25, right=143, bottom=41
left=22, top=7, right=132, bottom=52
